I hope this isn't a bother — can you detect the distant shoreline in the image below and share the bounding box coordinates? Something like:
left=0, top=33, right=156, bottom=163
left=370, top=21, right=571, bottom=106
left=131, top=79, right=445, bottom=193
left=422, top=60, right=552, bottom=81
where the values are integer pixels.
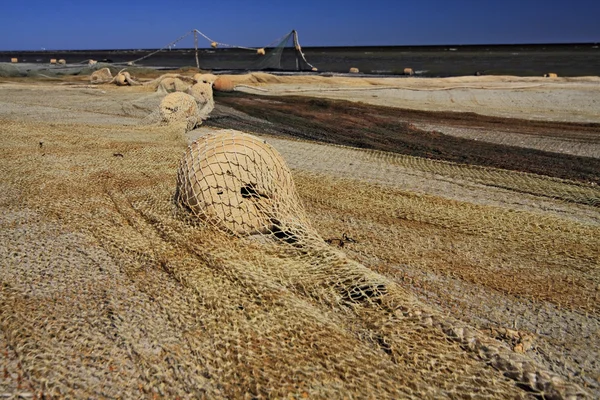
left=1, top=42, right=599, bottom=53
left=2, top=43, right=599, bottom=77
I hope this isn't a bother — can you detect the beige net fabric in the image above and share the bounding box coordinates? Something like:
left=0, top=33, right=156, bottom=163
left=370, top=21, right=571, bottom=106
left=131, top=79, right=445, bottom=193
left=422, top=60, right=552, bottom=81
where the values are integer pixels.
left=128, top=77, right=214, bottom=129
left=193, top=73, right=218, bottom=84
left=176, top=130, right=314, bottom=240
left=114, top=71, right=135, bottom=86
left=90, top=67, right=112, bottom=84
left=187, top=82, right=215, bottom=119
left=0, top=84, right=594, bottom=399
left=157, top=77, right=191, bottom=93
left=170, top=130, right=589, bottom=399
left=156, top=92, right=201, bottom=131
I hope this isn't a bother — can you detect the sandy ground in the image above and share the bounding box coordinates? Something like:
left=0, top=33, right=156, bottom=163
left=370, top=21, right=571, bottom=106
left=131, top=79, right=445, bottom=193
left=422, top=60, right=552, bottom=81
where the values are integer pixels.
left=1, top=76, right=599, bottom=398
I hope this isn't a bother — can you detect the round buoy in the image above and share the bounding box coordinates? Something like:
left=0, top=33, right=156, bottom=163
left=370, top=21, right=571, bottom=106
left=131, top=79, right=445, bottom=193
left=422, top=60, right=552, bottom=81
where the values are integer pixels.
left=115, top=71, right=132, bottom=86
left=213, top=76, right=235, bottom=92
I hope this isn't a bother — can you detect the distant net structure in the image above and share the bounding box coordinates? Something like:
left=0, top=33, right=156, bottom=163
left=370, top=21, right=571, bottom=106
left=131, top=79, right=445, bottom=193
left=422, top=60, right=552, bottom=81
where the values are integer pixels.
left=125, top=29, right=317, bottom=72
left=251, top=30, right=318, bottom=71
left=0, top=29, right=318, bottom=78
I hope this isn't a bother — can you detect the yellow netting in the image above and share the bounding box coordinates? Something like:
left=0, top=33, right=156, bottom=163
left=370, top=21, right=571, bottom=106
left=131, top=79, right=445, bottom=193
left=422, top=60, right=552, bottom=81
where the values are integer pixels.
left=176, top=130, right=312, bottom=237
left=186, top=82, right=214, bottom=119
left=90, top=67, right=112, bottom=84
left=157, top=77, right=190, bottom=93
left=0, top=81, right=594, bottom=399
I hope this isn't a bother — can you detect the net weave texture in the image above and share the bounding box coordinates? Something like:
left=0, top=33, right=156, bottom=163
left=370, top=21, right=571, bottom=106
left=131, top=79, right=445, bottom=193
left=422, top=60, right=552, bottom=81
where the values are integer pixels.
left=176, top=130, right=312, bottom=238
left=0, top=82, right=594, bottom=400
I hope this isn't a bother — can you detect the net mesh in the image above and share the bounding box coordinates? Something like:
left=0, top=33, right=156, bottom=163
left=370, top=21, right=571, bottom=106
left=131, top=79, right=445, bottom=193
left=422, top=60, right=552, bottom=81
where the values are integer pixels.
left=157, top=77, right=190, bottom=93
left=158, top=92, right=200, bottom=129
left=0, top=29, right=319, bottom=76
left=127, top=79, right=214, bottom=129
left=90, top=67, right=113, bottom=83
left=251, top=31, right=316, bottom=71
left=175, top=130, right=315, bottom=239
left=186, top=81, right=215, bottom=119
left=0, top=62, right=125, bottom=78
left=0, top=80, right=595, bottom=399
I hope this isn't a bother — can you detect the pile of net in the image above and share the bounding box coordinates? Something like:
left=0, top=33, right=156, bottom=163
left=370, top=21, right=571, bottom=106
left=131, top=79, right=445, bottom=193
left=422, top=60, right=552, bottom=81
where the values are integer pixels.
left=118, top=73, right=215, bottom=129
left=0, top=82, right=592, bottom=399
left=176, top=130, right=315, bottom=240
left=171, top=129, right=589, bottom=399
left=0, top=62, right=156, bottom=78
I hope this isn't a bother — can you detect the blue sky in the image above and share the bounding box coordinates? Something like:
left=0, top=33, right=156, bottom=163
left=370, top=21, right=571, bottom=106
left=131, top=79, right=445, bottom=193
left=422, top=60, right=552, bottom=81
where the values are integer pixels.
left=1, top=0, right=599, bottom=50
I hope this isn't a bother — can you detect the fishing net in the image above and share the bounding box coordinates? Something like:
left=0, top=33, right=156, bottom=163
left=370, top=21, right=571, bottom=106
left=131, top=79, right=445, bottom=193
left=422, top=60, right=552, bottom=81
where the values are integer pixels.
left=120, top=92, right=165, bottom=119
left=194, top=73, right=218, bottom=84
left=186, top=82, right=214, bottom=118
left=251, top=31, right=317, bottom=71
left=0, top=83, right=594, bottom=399
left=156, top=92, right=201, bottom=131
left=118, top=81, right=213, bottom=128
left=157, top=77, right=190, bottom=93
left=90, top=67, right=113, bottom=83
left=114, top=71, right=140, bottom=86
left=0, top=62, right=118, bottom=78
left=176, top=130, right=315, bottom=239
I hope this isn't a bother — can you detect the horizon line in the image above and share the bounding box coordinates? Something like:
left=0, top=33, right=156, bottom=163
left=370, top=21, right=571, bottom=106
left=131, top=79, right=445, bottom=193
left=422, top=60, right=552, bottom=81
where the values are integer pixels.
left=2, top=41, right=599, bottom=53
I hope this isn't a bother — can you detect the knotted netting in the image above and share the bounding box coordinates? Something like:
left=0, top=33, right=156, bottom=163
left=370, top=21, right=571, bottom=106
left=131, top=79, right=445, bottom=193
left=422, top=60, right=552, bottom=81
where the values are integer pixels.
left=176, top=130, right=316, bottom=242
left=251, top=30, right=317, bottom=71
left=0, top=77, right=593, bottom=399
left=129, top=78, right=214, bottom=129
left=186, top=81, right=215, bottom=118
left=157, top=92, right=200, bottom=131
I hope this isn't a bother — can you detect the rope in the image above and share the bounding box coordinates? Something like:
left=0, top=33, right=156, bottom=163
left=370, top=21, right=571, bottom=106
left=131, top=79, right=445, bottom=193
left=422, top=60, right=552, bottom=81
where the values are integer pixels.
left=194, top=29, right=258, bottom=51
left=128, top=31, right=194, bottom=65
left=292, top=30, right=317, bottom=70
left=122, top=28, right=319, bottom=70
left=262, top=32, right=294, bottom=49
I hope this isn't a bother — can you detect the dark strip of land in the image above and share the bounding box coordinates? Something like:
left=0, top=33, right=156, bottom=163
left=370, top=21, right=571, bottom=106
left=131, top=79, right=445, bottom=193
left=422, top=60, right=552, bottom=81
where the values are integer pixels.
left=208, top=92, right=600, bottom=185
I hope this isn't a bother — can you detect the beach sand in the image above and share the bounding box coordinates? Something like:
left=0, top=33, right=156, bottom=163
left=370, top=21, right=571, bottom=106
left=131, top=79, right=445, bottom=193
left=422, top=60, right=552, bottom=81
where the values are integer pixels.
left=1, top=74, right=599, bottom=398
